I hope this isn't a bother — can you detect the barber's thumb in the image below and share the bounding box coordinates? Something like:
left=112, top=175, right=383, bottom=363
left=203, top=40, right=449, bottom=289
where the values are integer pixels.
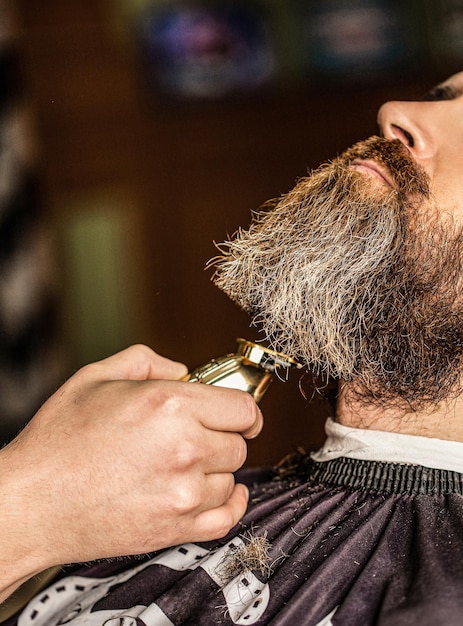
left=136, top=346, right=188, bottom=379
left=99, top=345, right=188, bottom=381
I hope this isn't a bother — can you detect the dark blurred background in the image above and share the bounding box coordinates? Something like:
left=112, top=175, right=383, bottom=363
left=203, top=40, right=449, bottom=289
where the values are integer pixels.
left=0, top=0, right=460, bottom=464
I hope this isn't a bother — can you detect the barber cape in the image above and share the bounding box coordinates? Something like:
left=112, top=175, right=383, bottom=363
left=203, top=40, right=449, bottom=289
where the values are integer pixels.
left=3, top=418, right=463, bottom=626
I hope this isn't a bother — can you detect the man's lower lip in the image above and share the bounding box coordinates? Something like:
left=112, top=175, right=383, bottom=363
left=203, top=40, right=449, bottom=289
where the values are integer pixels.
left=350, top=163, right=393, bottom=188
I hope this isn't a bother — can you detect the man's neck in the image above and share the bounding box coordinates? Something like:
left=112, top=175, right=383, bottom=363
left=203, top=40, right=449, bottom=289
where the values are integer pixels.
left=336, top=382, right=463, bottom=442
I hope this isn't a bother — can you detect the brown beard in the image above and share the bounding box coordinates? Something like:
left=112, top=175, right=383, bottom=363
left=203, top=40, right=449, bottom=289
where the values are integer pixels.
left=211, top=136, right=463, bottom=410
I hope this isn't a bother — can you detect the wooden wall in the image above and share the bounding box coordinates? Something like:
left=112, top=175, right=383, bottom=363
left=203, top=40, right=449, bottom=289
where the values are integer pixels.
left=17, top=0, right=439, bottom=465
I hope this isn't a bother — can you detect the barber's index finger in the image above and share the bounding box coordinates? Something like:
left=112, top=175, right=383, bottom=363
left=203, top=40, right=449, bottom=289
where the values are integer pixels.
left=187, top=382, right=263, bottom=437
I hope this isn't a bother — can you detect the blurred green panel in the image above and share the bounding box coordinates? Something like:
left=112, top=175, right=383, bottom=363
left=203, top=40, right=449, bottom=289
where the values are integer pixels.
left=59, top=199, right=133, bottom=366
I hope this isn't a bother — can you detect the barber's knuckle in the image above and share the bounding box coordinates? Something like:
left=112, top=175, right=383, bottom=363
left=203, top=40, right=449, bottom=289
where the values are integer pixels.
left=172, top=438, right=202, bottom=470
left=172, top=483, right=202, bottom=514
left=155, top=385, right=184, bottom=416
left=211, top=511, right=237, bottom=540
left=130, top=343, right=153, bottom=357
left=75, top=362, right=95, bottom=381
left=148, top=385, right=183, bottom=425
left=127, top=344, right=155, bottom=371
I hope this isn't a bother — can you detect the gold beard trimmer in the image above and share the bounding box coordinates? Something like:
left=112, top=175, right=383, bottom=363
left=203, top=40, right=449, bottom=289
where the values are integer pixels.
left=182, top=338, right=302, bottom=402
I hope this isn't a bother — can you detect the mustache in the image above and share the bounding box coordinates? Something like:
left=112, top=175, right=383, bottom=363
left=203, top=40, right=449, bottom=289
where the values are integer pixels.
left=337, top=136, right=430, bottom=197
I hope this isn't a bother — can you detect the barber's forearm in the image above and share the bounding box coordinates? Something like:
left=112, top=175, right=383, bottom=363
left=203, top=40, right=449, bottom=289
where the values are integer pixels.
left=0, top=445, right=52, bottom=603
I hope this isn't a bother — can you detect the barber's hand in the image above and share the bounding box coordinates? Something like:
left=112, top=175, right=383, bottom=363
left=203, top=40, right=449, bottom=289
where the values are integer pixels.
left=0, top=345, right=263, bottom=589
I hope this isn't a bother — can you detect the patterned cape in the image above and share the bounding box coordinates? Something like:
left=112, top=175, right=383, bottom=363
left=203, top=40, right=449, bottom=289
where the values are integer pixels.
left=4, top=448, right=463, bottom=626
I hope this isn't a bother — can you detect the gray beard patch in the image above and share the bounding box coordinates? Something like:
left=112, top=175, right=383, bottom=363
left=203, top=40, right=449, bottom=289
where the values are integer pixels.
left=211, top=137, right=463, bottom=409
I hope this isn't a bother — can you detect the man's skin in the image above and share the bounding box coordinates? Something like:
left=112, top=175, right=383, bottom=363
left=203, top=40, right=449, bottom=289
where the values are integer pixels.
left=0, top=345, right=263, bottom=603
left=338, top=71, right=463, bottom=441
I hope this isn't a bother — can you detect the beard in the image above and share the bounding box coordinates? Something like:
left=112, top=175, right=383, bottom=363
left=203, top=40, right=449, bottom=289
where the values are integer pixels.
left=211, top=136, right=463, bottom=410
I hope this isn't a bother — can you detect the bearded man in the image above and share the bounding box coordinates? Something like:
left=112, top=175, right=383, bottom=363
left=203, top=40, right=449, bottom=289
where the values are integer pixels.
left=3, top=73, right=463, bottom=626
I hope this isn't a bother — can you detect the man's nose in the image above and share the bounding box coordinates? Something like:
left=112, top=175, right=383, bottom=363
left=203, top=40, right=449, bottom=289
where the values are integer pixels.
left=377, top=101, right=435, bottom=161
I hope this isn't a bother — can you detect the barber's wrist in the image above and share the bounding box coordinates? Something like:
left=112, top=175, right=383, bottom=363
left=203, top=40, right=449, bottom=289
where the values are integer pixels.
left=0, top=446, right=55, bottom=601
